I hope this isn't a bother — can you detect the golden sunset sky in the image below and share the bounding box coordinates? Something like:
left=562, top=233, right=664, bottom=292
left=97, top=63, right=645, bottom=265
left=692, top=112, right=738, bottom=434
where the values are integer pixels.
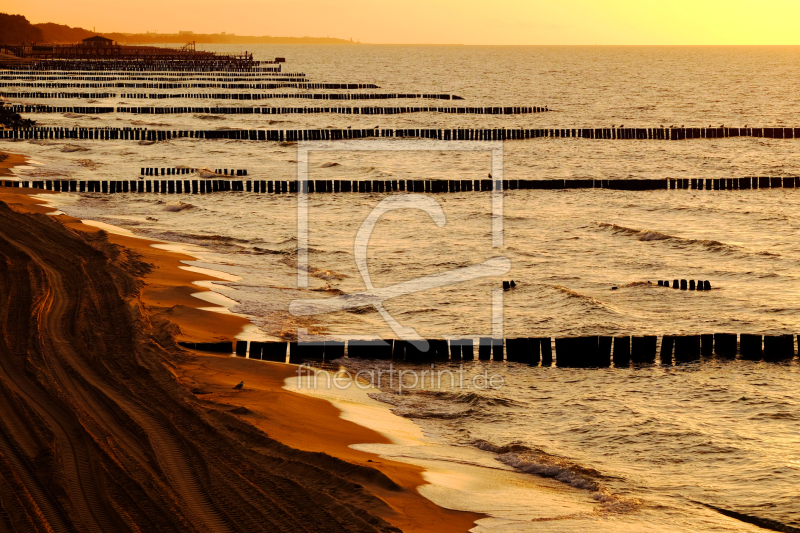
left=5, top=0, right=800, bottom=44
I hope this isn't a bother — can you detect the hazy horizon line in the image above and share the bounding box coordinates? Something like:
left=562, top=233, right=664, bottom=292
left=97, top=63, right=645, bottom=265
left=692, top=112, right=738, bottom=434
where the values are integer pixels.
left=152, top=43, right=800, bottom=46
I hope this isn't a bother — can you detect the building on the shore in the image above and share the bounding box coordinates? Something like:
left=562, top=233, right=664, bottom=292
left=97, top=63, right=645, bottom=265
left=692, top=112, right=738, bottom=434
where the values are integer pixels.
left=0, top=32, right=256, bottom=64
left=80, top=35, right=116, bottom=47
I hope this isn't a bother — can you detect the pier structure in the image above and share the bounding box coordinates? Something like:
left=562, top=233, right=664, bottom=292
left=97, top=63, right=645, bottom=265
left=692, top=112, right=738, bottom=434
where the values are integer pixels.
left=0, top=35, right=271, bottom=70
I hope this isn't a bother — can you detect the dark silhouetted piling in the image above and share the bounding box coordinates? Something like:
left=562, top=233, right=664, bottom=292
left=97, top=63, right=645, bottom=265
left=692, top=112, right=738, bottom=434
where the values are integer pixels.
left=631, top=336, right=657, bottom=364
left=554, top=337, right=575, bottom=367
left=660, top=335, right=674, bottom=365
left=674, top=335, right=700, bottom=363
left=349, top=339, right=392, bottom=360
left=431, top=339, right=450, bottom=361
left=262, top=342, right=287, bottom=363
left=249, top=341, right=263, bottom=360
left=449, top=339, right=463, bottom=360
left=714, top=333, right=737, bottom=358
left=462, top=339, right=475, bottom=361
left=506, top=338, right=525, bottom=363
left=539, top=338, right=553, bottom=366
left=613, top=336, right=631, bottom=367
left=404, top=340, right=428, bottom=363
left=763, top=335, right=794, bottom=362
left=478, top=338, right=493, bottom=360
left=597, top=336, right=612, bottom=367
left=524, top=338, right=542, bottom=366
left=235, top=340, right=248, bottom=357
left=701, top=334, right=714, bottom=356
left=325, top=340, right=345, bottom=360
left=739, top=334, right=762, bottom=360
left=391, top=340, right=407, bottom=361
left=492, top=339, right=504, bottom=361
left=300, top=341, right=325, bottom=361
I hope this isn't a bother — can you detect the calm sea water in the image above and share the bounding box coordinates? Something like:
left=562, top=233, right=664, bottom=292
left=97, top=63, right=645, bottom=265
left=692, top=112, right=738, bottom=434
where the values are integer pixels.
left=3, top=45, right=800, bottom=532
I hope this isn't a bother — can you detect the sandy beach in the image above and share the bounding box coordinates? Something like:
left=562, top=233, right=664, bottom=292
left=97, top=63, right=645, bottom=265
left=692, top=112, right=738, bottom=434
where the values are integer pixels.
left=0, top=151, right=483, bottom=532
left=4, top=16, right=800, bottom=530
left=0, top=150, right=28, bottom=177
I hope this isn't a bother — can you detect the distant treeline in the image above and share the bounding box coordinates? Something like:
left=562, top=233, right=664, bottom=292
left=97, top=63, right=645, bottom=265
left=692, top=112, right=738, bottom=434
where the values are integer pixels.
left=108, top=34, right=356, bottom=45
left=34, top=22, right=95, bottom=43
left=0, top=13, right=44, bottom=43
left=0, top=14, right=93, bottom=43
left=1, top=12, right=355, bottom=45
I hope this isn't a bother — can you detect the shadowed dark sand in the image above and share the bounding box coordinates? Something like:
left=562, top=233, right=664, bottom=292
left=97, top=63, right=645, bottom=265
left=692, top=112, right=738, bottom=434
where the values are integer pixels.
left=0, top=176, right=484, bottom=532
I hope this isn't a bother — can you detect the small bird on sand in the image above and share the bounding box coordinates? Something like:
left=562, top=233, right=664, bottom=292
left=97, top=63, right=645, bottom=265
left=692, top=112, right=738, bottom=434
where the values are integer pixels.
left=233, top=381, right=244, bottom=390
left=488, top=173, right=492, bottom=179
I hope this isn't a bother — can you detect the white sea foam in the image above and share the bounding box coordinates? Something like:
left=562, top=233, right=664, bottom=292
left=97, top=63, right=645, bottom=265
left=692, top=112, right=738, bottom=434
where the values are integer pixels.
left=285, top=368, right=599, bottom=532
left=6, top=45, right=800, bottom=532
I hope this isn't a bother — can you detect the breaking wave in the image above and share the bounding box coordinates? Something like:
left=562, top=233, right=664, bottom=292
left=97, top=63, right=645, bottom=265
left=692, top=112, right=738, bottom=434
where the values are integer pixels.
left=425, top=390, right=521, bottom=408
left=495, top=449, right=600, bottom=491
left=474, top=440, right=640, bottom=513
left=553, top=285, right=617, bottom=312
left=598, top=223, right=737, bottom=252
left=60, top=144, right=89, bottom=153
left=164, top=201, right=194, bottom=212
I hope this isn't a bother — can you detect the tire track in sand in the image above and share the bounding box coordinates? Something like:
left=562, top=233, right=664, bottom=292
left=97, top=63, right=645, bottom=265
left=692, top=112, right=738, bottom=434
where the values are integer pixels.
left=0, top=202, right=399, bottom=533
left=1, top=216, right=230, bottom=533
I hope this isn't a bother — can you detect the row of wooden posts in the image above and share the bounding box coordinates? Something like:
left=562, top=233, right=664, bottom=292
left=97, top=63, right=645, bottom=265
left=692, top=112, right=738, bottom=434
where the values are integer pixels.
left=5, top=177, right=799, bottom=194
left=5, top=126, right=798, bottom=142
left=179, top=333, right=800, bottom=366
left=140, top=167, right=247, bottom=176
left=659, top=280, right=712, bottom=291
left=4, top=63, right=282, bottom=72
left=672, top=176, right=800, bottom=189
left=1, top=91, right=463, bottom=101
left=11, top=104, right=547, bottom=116
left=1, top=82, right=387, bottom=90
left=3, top=80, right=310, bottom=88
left=3, top=74, right=306, bottom=81
left=5, top=179, right=249, bottom=193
